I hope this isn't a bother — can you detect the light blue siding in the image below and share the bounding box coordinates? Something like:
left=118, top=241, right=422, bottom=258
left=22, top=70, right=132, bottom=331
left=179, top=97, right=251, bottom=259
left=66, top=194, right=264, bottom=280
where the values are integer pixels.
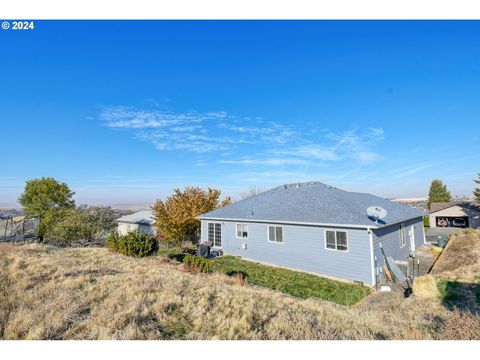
left=413, top=218, right=426, bottom=249
left=201, top=220, right=374, bottom=285
left=372, top=217, right=425, bottom=270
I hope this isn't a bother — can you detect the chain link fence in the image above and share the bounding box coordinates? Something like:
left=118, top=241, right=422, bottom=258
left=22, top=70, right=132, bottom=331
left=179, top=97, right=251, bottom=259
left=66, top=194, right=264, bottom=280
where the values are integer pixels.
left=0, top=216, right=39, bottom=243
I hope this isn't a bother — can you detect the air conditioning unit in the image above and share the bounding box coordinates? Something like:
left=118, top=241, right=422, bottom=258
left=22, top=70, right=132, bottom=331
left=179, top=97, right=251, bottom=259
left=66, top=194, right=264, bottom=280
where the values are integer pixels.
left=241, top=243, right=247, bottom=250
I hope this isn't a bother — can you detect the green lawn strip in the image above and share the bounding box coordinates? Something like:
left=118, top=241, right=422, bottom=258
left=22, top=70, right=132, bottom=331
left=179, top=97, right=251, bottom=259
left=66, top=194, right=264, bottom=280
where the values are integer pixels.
left=209, top=256, right=371, bottom=306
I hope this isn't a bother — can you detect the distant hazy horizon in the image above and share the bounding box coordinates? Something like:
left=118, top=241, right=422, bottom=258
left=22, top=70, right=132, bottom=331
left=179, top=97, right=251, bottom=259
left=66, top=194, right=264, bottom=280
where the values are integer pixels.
left=0, top=181, right=472, bottom=210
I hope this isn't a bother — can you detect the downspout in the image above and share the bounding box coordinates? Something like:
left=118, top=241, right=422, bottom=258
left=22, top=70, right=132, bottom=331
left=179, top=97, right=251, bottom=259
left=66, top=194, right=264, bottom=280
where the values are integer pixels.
left=368, top=227, right=376, bottom=287
left=422, top=220, right=427, bottom=245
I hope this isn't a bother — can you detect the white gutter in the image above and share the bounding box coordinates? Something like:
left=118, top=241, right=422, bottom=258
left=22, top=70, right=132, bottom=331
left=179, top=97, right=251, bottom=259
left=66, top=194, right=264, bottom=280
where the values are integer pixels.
left=377, top=215, right=424, bottom=229
left=367, top=227, right=376, bottom=287
left=198, top=214, right=424, bottom=230
left=197, top=216, right=380, bottom=230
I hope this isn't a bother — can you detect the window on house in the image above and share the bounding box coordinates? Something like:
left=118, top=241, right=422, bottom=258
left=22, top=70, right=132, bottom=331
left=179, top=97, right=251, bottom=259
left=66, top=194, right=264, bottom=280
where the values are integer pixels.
left=326, top=230, right=336, bottom=249
left=268, top=226, right=283, bottom=243
left=400, top=224, right=406, bottom=248
left=325, top=230, right=348, bottom=251
left=236, top=223, right=248, bottom=239
left=208, top=223, right=214, bottom=242
left=336, top=231, right=348, bottom=251
left=208, top=222, right=222, bottom=247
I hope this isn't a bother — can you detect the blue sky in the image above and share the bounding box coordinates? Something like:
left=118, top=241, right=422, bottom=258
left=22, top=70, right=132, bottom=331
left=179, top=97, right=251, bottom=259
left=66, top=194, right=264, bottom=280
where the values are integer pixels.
left=1, top=20, right=479, bottom=206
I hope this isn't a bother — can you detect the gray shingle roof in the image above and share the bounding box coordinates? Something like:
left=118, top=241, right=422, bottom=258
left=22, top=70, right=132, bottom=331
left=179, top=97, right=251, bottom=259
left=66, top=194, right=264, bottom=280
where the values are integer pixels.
left=199, top=182, right=423, bottom=228
left=117, top=210, right=153, bottom=225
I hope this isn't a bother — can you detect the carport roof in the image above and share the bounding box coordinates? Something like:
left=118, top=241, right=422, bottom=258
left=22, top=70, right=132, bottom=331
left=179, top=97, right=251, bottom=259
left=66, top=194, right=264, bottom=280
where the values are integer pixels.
left=430, top=202, right=480, bottom=214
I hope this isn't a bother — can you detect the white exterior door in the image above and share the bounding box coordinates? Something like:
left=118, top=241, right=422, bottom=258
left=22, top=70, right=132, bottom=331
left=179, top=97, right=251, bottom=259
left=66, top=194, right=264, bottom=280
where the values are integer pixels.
left=208, top=222, right=222, bottom=247
left=408, top=225, right=416, bottom=254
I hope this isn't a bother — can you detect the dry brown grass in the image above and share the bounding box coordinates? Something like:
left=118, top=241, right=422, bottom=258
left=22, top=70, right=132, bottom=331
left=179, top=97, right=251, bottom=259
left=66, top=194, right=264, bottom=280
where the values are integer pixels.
left=0, top=243, right=479, bottom=340
left=433, top=308, right=480, bottom=340
left=431, top=229, right=480, bottom=282
left=0, top=243, right=16, bottom=257
left=413, top=275, right=439, bottom=300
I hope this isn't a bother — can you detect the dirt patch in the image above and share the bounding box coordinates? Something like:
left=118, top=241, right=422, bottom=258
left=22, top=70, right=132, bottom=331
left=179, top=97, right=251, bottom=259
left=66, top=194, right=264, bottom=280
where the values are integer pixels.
left=409, top=247, right=440, bottom=276
left=355, top=283, right=405, bottom=311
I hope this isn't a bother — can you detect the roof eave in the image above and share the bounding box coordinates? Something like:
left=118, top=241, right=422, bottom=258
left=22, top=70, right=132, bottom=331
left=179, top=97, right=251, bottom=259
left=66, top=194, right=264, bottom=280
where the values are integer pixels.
left=197, top=216, right=380, bottom=229
left=374, top=214, right=424, bottom=229
left=117, top=220, right=153, bottom=225
left=198, top=213, right=424, bottom=229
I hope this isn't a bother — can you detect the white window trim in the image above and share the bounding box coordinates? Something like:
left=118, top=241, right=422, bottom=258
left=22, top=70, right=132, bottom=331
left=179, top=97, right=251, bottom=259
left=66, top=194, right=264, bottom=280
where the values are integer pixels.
left=324, top=229, right=349, bottom=252
left=267, top=225, right=284, bottom=244
left=207, top=221, right=222, bottom=247
left=235, top=223, right=249, bottom=239
left=399, top=224, right=406, bottom=248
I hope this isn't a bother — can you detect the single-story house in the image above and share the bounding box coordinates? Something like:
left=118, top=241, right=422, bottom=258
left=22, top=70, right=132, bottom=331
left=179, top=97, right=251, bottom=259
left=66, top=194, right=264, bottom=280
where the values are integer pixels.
left=199, top=182, right=425, bottom=286
left=116, top=210, right=155, bottom=236
left=429, top=202, right=480, bottom=229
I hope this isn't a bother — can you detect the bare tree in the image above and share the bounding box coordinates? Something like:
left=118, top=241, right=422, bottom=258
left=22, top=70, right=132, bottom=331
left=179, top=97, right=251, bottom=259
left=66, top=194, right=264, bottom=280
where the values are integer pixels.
left=239, top=186, right=266, bottom=200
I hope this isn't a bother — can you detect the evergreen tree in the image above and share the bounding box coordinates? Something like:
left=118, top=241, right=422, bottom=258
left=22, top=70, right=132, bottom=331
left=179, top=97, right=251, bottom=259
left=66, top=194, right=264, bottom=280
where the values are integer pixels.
left=474, top=173, right=480, bottom=202
left=428, top=179, right=451, bottom=209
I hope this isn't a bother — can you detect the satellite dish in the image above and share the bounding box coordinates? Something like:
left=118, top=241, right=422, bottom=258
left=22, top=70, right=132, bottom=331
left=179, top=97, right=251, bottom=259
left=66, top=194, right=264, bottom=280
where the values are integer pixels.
left=367, top=206, right=388, bottom=222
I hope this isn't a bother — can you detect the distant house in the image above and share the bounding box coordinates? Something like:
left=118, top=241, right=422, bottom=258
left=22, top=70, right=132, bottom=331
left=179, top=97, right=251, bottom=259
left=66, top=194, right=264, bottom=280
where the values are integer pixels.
left=116, top=210, right=155, bottom=236
left=429, top=202, right=480, bottom=229
left=199, top=182, right=425, bottom=286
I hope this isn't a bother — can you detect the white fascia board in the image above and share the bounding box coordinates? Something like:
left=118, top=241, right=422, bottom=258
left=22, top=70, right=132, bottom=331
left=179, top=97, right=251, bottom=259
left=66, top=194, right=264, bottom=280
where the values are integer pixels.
left=197, top=216, right=379, bottom=230
left=377, top=215, right=424, bottom=229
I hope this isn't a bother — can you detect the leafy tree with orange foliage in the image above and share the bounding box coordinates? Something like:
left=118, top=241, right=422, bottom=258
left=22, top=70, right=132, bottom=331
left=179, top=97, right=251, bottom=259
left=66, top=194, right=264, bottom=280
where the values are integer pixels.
left=151, top=187, right=231, bottom=247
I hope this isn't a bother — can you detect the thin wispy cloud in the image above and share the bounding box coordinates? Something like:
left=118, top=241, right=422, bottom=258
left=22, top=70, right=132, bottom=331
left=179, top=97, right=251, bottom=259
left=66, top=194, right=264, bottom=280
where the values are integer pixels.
left=219, top=158, right=315, bottom=166
left=272, top=128, right=384, bottom=164
left=230, top=170, right=344, bottom=184
left=290, top=145, right=339, bottom=161
left=100, top=105, right=301, bottom=154
left=102, top=106, right=238, bottom=153
left=99, top=106, right=385, bottom=175
left=353, top=151, right=380, bottom=162
left=390, top=162, right=440, bottom=179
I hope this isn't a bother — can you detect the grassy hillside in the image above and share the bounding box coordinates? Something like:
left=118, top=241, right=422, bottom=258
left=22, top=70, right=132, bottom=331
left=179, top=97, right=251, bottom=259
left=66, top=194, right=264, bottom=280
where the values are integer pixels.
left=431, top=229, right=480, bottom=281
left=430, top=229, right=480, bottom=314
left=1, top=240, right=479, bottom=340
